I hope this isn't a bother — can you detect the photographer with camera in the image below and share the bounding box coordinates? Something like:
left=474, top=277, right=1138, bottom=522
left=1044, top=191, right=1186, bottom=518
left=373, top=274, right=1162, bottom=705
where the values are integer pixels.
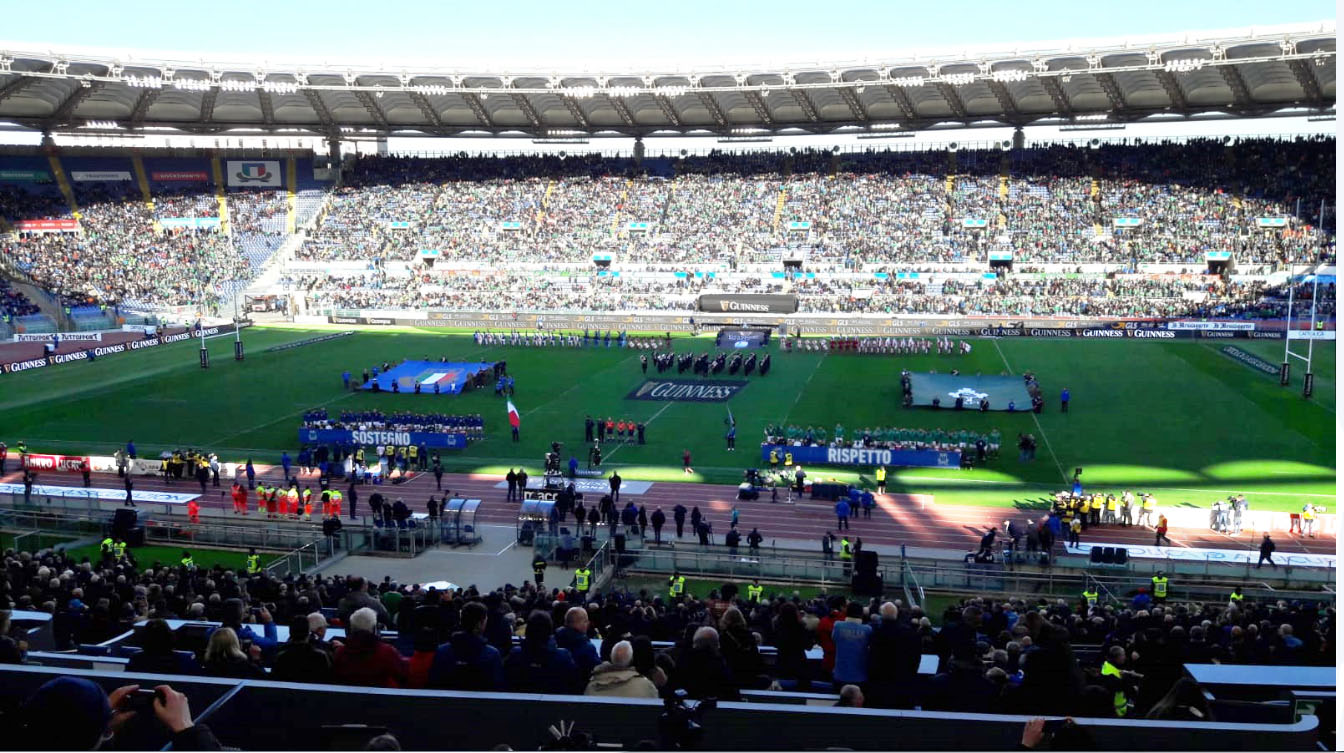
left=13, top=676, right=222, bottom=750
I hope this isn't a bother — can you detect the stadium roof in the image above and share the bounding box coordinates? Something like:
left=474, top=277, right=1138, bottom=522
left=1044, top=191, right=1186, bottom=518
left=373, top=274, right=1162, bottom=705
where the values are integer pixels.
left=0, top=22, right=1333, bottom=140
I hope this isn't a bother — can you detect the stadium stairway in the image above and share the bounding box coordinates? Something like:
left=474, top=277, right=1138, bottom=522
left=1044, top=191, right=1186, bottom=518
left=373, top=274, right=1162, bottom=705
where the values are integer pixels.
left=130, top=156, right=161, bottom=233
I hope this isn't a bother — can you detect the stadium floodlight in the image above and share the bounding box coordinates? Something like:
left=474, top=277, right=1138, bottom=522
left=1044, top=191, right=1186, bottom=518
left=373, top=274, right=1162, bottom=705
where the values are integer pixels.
left=991, top=69, right=1029, bottom=83
left=0, top=55, right=11, bottom=72
left=127, top=75, right=163, bottom=89
left=891, top=76, right=926, bottom=87
left=941, top=72, right=976, bottom=86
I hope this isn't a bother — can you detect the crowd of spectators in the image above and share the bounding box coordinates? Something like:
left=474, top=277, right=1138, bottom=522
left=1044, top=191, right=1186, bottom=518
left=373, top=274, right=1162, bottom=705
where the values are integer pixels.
left=0, top=183, right=255, bottom=309
left=286, top=264, right=1305, bottom=319
left=287, top=137, right=1332, bottom=269
left=0, top=278, right=40, bottom=319
left=0, top=545, right=1332, bottom=729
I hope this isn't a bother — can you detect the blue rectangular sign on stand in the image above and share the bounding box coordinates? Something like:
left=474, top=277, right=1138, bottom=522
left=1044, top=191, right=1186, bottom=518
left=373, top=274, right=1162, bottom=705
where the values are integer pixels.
left=300, top=429, right=467, bottom=449
left=760, top=444, right=959, bottom=469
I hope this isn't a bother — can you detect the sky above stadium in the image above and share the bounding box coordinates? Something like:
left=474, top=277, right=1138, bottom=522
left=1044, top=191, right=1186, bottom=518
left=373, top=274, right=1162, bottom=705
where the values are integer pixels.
left=2, top=0, right=1334, bottom=68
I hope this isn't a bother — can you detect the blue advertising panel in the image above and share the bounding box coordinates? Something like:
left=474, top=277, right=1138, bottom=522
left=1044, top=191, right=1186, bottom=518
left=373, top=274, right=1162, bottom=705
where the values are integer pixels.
left=760, top=444, right=959, bottom=469
left=299, top=429, right=467, bottom=449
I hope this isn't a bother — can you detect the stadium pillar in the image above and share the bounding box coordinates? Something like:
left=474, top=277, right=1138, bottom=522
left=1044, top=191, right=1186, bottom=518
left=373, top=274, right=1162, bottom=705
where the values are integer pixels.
left=1012, top=127, right=1024, bottom=151
left=327, top=137, right=342, bottom=187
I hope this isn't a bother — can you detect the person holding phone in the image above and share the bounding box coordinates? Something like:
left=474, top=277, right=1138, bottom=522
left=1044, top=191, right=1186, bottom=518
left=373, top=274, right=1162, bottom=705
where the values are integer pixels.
left=14, top=677, right=222, bottom=750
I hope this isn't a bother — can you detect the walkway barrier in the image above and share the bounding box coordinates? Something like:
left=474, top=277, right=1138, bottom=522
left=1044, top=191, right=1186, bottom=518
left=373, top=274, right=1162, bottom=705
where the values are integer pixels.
left=0, top=665, right=1322, bottom=751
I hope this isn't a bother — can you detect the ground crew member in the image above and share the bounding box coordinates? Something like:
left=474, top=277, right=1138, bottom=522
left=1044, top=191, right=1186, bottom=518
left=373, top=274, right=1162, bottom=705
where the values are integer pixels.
left=1151, top=571, right=1169, bottom=603
left=331, top=489, right=343, bottom=517
left=668, top=571, right=686, bottom=600
left=746, top=580, right=764, bottom=602
left=186, top=498, right=200, bottom=524
left=1302, top=504, right=1317, bottom=537
left=100, top=535, right=115, bottom=564
left=112, top=538, right=127, bottom=560
left=875, top=466, right=887, bottom=494
left=286, top=486, right=299, bottom=518
left=180, top=550, right=195, bottom=569
left=1154, top=514, right=1171, bottom=546
left=408, top=444, right=418, bottom=469
left=302, top=487, right=313, bottom=519
left=1068, top=517, right=1082, bottom=548
left=532, top=553, right=547, bottom=587
left=783, top=451, right=793, bottom=467
left=1230, top=586, right=1245, bottom=606
left=768, top=447, right=779, bottom=471
left=1105, top=495, right=1118, bottom=525
left=840, top=536, right=853, bottom=575
left=1082, top=586, right=1098, bottom=610
left=574, top=565, right=592, bottom=599
left=1090, top=494, right=1104, bottom=526
left=246, top=548, right=261, bottom=574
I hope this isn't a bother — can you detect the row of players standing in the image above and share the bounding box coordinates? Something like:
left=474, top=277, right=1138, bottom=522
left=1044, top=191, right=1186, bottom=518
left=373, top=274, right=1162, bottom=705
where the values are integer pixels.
left=641, top=351, right=771, bottom=377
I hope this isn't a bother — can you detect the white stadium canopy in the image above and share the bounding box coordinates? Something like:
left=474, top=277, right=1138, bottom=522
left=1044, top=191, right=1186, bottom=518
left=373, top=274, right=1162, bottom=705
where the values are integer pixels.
left=0, top=22, right=1333, bottom=140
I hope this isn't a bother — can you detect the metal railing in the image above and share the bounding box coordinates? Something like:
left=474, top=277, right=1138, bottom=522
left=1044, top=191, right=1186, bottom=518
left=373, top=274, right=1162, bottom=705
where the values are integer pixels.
left=265, top=537, right=337, bottom=578
left=0, top=508, right=326, bottom=552
left=596, top=538, right=1331, bottom=605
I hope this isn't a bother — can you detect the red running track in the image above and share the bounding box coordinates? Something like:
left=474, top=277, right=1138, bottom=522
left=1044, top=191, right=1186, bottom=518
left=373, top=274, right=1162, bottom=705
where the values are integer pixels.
left=7, top=464, right=1333, bottom=557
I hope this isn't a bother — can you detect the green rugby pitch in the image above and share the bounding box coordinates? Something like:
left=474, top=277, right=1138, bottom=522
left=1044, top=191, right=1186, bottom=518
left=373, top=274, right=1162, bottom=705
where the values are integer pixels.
left=0, top=323, right=1332, bottom=514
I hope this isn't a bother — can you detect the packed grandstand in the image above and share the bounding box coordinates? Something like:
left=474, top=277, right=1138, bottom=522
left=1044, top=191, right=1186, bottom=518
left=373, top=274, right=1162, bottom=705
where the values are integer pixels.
left=0, top=137, right=1334, bottom=334
left=0, top=18, right=1336, bottom=753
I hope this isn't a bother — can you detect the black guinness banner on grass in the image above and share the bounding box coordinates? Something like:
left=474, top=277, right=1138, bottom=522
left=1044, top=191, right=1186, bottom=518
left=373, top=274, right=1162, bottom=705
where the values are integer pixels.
left=0, top=322, right=251, bottom=376
left=626, top=379, right=748, bottom=403
left=697, top=294, right=798, bottom=315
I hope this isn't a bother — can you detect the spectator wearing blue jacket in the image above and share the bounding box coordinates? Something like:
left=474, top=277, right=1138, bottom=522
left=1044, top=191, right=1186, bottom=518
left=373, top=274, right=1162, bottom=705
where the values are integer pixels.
left=555, top=606, right=600, bottom=681
left=831, top=601, right=873, bottom=689
left=212, top=598, right=278, bottom=654
left=835, top=498, right=851, bottom=530
left=245, top=459, right=256, bottom=489
left=428, top=601, right=503, bottom=691
left=504, top=612, right=580, bottom=694
left=126, top=439, right=136, bottom=459
left=281, top=452, right=291, bottom=480
left=860, top=490, right=875, bottom=519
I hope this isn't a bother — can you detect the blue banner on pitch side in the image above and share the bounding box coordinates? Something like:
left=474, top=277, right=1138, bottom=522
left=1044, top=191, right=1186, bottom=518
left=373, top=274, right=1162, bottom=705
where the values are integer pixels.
left=299, top=428, right=468, bottom=449
left=760, top=444, right=959, bottom=469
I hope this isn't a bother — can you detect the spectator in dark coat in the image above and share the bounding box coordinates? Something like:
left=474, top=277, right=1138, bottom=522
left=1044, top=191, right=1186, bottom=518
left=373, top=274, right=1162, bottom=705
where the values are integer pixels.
left=504, top=612, right=580, bottom=694
left=866, top=601, right=922, bottom=708
left=924, top=648, right=999, bottom=712
left=428, top=601, right=503, bottom=691
left=272, top=615, right=333, bottom=683
left=335, top=577, right=391, bottom=626
left=679, top=626, right=740, bottom=701
left=554, top=606, right=601, bottom=682
left=126, top=618, right=201, bottom=676
left=333, top=607, right=409, bottom=688
left=771, top=602, right=816, bottom=686
left=718, top=606, right=766, bottom=689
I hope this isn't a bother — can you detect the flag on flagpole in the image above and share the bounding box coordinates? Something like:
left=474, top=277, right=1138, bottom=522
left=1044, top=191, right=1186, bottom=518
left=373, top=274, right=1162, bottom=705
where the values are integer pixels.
left=725, top=404, right=735, bottom=428
left=507, top=400, right=521, bottom=429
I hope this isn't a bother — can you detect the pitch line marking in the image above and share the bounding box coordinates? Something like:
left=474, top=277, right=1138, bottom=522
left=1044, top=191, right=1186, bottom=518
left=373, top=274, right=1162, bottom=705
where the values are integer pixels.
left=206, top=390, right=358, bottom=447
left=991, top=339, right=1068, bottom=482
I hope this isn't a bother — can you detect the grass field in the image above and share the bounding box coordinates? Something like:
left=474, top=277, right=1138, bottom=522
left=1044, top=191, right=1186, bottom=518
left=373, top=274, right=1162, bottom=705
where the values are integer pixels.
left=0, top=323, right=1332, bottom=514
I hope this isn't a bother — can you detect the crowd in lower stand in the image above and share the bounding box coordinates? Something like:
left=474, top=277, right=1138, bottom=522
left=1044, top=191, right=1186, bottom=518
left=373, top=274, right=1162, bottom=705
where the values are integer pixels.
left=0, top=545, right=1331, bottom=742
left=0, top=279, right=40, bottom=319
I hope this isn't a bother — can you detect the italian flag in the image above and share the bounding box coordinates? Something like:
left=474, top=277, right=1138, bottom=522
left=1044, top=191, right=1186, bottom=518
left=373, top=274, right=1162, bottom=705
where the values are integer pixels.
left=507, top=400, right=521, bottom=428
